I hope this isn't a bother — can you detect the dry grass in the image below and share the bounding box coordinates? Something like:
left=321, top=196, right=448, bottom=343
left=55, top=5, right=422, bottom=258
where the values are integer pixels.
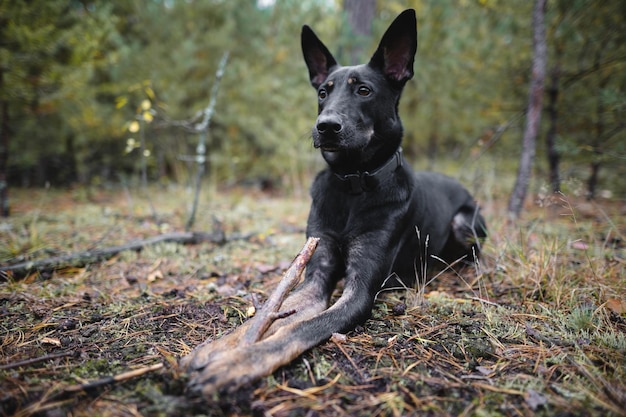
left=0, top=182, right=625, bottom=417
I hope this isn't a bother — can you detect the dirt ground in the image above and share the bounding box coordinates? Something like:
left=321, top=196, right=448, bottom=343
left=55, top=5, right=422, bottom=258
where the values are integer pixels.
left=1, top=186, right=625, bottom=416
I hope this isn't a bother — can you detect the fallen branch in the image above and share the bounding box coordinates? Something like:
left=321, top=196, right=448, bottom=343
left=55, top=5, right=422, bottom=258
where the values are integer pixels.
left=0, top=352, right=73, bottom=370
left=525, top=323, right=574, bottom=347
left=0, top=231, right=251, bottom=280
left=63, top=362, right=164, bottom=393
left=240, top=237, right=319, bottom=345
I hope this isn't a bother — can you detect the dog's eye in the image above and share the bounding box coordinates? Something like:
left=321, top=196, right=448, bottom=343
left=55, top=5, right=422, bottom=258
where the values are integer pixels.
left=318, top=89, right=327, bottom=100
left=357, top=86, right=371, bottom=96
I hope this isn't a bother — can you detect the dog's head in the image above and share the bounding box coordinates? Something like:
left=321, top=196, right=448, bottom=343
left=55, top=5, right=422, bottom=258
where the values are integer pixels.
left=301, top=9, right=417, bottom=171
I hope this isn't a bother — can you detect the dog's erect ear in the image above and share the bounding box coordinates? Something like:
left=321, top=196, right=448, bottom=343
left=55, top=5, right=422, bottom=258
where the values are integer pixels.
left=369, top=9, right=417, bottom=84
left=302, top=25, right=339, bottom=89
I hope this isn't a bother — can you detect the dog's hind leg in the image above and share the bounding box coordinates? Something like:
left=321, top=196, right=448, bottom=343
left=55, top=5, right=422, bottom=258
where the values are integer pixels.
left=443, top=203, right=487, bottom=264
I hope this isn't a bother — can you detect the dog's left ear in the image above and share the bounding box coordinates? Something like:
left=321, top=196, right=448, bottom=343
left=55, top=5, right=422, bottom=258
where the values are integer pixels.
left=369, top=9, right=417, bottom=85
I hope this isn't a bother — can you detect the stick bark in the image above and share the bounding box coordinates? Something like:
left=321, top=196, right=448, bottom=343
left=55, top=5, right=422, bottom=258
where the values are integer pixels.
left=240, top=237, right=319, bottom=345
left=63, top=363, right=164, bottom=393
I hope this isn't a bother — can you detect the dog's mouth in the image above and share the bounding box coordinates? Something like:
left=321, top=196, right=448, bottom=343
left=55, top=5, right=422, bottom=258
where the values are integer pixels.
left=314, top=142, right=342, bottom=152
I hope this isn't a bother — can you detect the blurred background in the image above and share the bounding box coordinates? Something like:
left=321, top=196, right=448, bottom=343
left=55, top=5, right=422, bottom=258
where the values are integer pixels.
left=1, top=0, right=625, bottom=203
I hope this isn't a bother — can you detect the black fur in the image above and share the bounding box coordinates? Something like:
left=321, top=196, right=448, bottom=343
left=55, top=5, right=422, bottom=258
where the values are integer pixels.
left=181, top=10, right=487, bottom=391
left=297, top=9, right=487, bottom=333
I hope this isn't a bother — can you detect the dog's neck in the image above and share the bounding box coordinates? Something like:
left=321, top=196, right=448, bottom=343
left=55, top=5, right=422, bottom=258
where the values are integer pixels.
left=330, top=148, right=403, bottom=194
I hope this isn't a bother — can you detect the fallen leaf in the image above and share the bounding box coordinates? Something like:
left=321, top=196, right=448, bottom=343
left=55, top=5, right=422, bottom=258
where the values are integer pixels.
left=216, top=284, right=236, bottom=296
left=147, top=270, right=163, bottom=282
left=525, top=389, right=547, bottom=410
left=256, top=264, right=278, bottom=274
left=476, top=365, right=495, bottom=376
left=331, top=333, right=347, bottom=343
left=571, top=241, right=589, bottom=250
left=605, top=298, right=626, bottom=314
left=41, top=337, right=61, bottom=347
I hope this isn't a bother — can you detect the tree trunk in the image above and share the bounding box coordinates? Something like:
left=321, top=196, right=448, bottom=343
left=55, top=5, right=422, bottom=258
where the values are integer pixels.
left=0, top=69, right=9, bottom=217
left=587, top=162, right=600, bottom=199
left=343, top=0, right=376, bottom=65
left=508, top=0, right=547, bottom=219
left=587, top=75, right=608, bottom=200
left=545, top=63, right=561, bottom=193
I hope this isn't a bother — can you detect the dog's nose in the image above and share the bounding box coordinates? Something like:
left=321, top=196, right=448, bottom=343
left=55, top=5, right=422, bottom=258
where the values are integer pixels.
left=317, top=116, right=342, bottom=135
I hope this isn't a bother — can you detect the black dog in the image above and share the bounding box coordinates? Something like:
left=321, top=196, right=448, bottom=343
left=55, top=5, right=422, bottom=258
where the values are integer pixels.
left=181, top=9, right=486, bottom=392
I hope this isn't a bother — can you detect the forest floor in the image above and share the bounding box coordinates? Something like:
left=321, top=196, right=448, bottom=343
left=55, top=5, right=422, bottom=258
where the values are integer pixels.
left=1, top=183, right=625, bottom=417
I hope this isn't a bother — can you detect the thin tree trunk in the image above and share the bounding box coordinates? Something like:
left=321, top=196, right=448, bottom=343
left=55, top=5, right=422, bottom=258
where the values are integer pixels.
left=139, top=117, right=158, bottom=221
left=587, top=162, right=600, bottom=199
left=0, top=70, right=9, bottom=217
left=508, top=0, right=547, bottom=219
left=545, top=63, right=561, bottom=193
left=185, top=52, right=229, bottom=231
left=343, top=0, right=376, bottom=65
left=587, top=75, right=608, bottom=200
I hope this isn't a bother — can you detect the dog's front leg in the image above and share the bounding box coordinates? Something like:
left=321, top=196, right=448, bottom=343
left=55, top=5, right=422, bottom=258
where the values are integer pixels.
left=181, top=274, right=333, bottom=393
left=185, top=275, right=377, bottom=394
left=179, top=238, right=325, bottom=372
left=185, top=238, right=391, bottom=393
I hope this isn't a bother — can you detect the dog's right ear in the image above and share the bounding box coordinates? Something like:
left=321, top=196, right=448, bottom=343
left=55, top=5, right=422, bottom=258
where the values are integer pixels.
left=301, top=25, right=339, bottom=89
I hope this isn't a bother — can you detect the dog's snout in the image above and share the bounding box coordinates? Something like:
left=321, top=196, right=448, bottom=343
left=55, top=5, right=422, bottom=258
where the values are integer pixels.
left=317, top=116, right=342, bottom=135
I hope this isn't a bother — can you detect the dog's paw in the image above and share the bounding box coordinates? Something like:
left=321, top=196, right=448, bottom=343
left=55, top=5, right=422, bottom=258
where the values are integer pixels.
left=179, top=325, right=247, bottom=371
left=186, top=345, right=277, bottom=394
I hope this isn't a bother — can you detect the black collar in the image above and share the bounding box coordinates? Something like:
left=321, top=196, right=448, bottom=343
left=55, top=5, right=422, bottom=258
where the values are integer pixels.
left=332, top=148, right=403, bottom=194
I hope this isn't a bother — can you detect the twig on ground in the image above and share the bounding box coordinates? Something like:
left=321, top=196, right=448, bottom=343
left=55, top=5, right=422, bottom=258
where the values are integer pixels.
left=240, top=237, right=320, bottom=346
left=0, top=352, right=73, bottom=370
left=331, top=333, right=366, bottom=382
left=63, top=363, right=164, bottom=393
left=525, top=323, right=574, bottom=347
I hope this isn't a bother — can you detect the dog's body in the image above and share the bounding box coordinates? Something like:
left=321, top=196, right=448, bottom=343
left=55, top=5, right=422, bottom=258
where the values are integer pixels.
left=300, top=8, right=485, bottom=330
left=181, top=9, right=486, bottom=392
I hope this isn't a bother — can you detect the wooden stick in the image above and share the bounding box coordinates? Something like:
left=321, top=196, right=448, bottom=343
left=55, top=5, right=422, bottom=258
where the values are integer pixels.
left=0, top=352, right=72, bottom=370
left=240, top=237, right=319, bottom=346
left=63, top=363, right=164, bottom=393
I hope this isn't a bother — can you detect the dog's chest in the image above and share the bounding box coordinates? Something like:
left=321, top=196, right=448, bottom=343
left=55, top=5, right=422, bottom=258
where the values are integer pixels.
left=310, top=175, right=408, bottom=237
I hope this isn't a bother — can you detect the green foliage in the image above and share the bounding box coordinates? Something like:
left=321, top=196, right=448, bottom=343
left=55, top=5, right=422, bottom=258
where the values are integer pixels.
left=544, top=0, right=626, bottom=193
left=1, top=0, right=625, bottom=196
